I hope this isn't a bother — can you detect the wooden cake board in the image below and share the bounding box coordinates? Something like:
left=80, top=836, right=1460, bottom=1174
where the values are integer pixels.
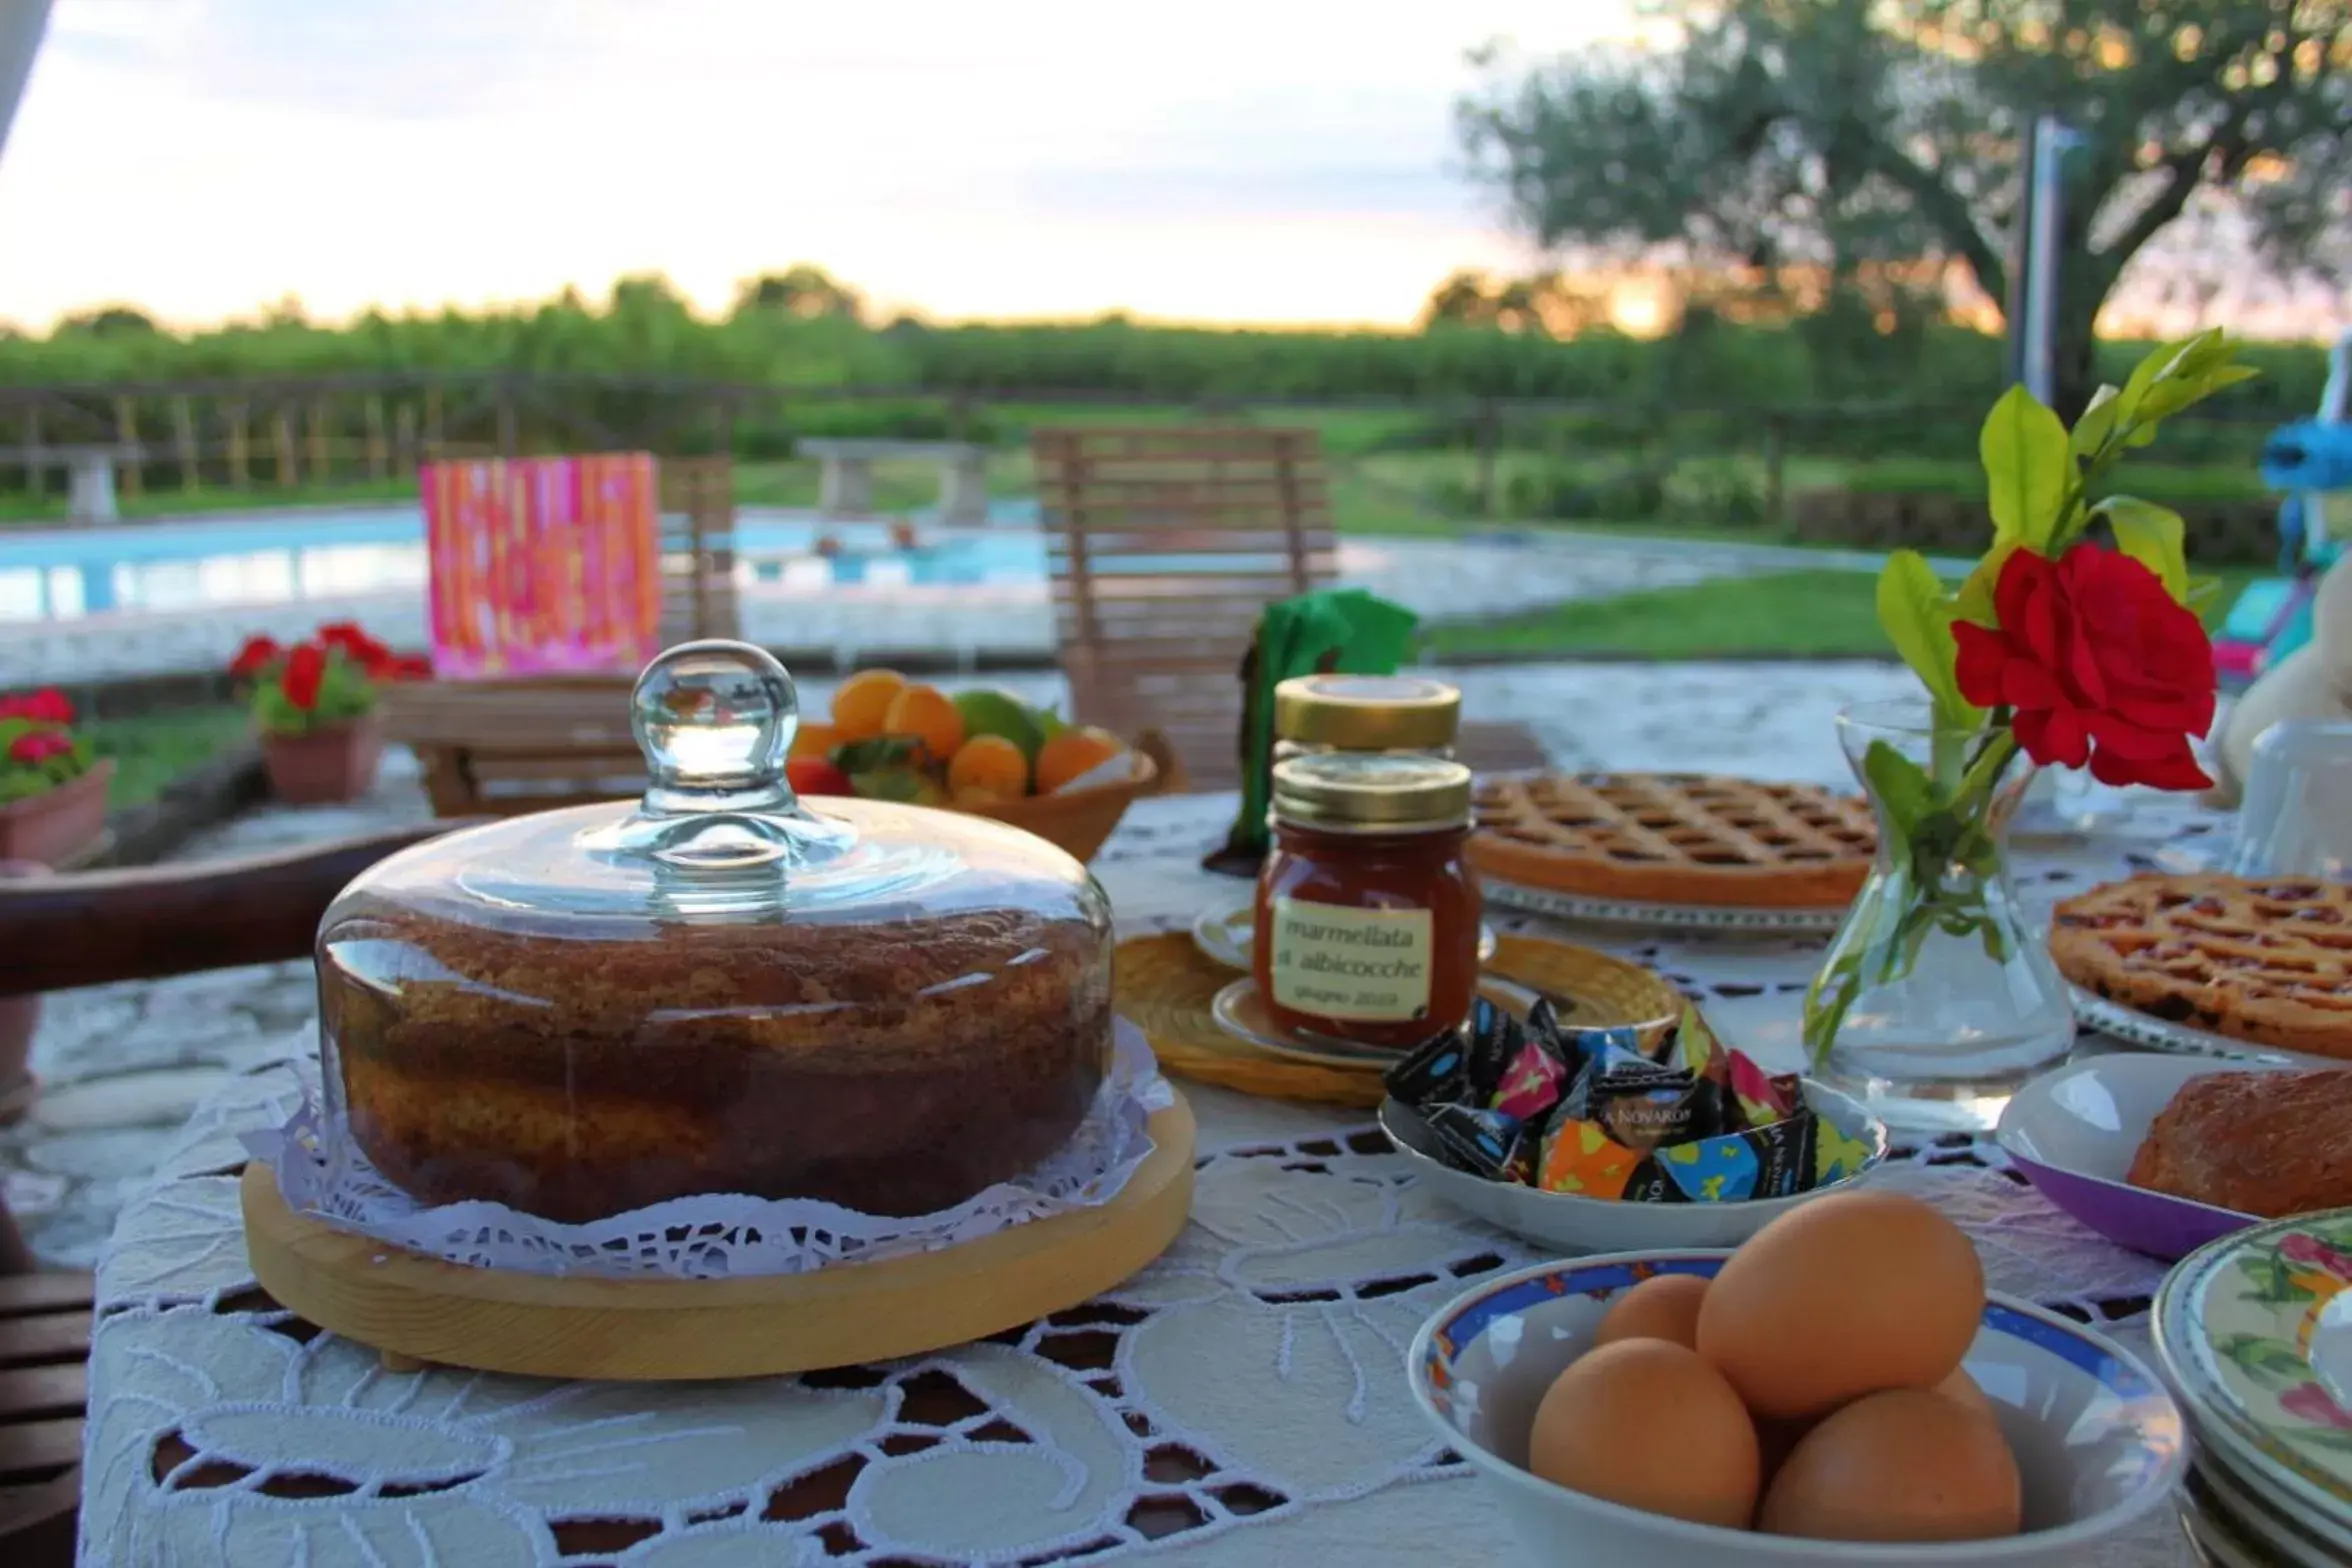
left=241, top=1092, right=1196, bottom=1381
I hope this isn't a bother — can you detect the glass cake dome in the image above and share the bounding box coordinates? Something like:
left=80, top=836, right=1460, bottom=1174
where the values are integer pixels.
left=314, top=641, right=1114, bottom=1223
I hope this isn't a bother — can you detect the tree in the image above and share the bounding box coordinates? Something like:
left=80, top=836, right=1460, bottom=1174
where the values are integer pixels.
left=733, top=265, right=865, bottom=323
left=1457, top=0, right=2352, bottom=417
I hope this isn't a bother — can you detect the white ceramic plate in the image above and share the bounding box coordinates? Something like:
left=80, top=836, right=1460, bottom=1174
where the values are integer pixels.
left=1207, top=974, right=1556, bottom=1070
left=1480, top=874, right=1846, bottom=934
left=1993, top=1055, right=2281, bottom=1261
left=2192, top=1449, right=2351, bottom=1568
left=1191, top=903, right=1497, bottom=973
left=2156, top=1209, right=2352, bottom=1532
left=1378, top=1080, right=1888, bottom=1253
left=2070, top=986, right=2348, bottom=1070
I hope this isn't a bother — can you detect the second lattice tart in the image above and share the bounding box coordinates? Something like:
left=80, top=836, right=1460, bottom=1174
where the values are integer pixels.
left=1468, top=773, right=1876, bottom=909
left=2049, top=873, right=2352, bottom=1061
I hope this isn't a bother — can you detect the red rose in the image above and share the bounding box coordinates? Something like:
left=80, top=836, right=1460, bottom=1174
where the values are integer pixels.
left=388, top=655, right=434, bottom=680
left=1953, top=546, right=2215, bottom=791
left=230, top=635, right=283, bottom=679
left=282, top=643, right=327, bottom=712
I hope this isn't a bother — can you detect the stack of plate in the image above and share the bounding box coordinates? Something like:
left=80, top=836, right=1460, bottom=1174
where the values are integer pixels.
left=2155, top=1209, right=2352, bottom=1566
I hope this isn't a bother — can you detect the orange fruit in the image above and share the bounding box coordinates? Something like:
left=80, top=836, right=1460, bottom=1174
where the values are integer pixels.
left=949, top=734, right=1030, bottom=798
left=952, top=783, right=1012, bottom=809
left=790, top=719, right=840, bottom=760
left=1035, top=726, right=1124, bottom=793
left=883, top=683, right=964, bottom=760
left=831, top=669, right=906, bottom=741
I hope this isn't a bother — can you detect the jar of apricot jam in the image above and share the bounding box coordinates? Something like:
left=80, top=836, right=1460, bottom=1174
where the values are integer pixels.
left=1271, top=673, right=1460, bottom=766
left=1253, top=753, right=1481, bottom=1050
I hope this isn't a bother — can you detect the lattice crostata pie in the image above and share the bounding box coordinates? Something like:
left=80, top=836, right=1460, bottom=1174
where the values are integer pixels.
left=1469, top=774, right=1876, bottom=909
left=2049, top=873, right=2352, bottom=1061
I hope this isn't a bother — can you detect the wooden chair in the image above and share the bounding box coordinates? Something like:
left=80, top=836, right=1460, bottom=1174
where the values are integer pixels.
left=383, top=455, right=739, bottom=818
left=1032, top=425, right=1552, bottom=788
left=0, top=822, right=469, bottom=1565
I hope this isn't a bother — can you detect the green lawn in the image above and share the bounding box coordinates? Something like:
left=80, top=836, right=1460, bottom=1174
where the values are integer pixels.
left=86, top=705, right=250, bottom=807
left=1427, top=564, right=2269, bottom=661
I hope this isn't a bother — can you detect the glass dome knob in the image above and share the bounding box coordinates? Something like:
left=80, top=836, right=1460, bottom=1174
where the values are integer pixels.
left=632, top=640, right=798, bottom=819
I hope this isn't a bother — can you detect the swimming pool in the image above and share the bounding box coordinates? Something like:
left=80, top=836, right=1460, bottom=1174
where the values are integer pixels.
left=0, top=502, right=1054, bottom=623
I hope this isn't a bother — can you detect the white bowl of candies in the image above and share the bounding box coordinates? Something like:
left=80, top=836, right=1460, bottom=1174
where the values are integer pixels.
left=1379, top=997, right=1888, bottom=1252
left=1408, top=1193, right=2188, bottom=1566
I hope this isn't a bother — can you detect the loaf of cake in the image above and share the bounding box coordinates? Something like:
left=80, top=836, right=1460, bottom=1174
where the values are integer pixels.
left=320, top=897, right=1110, bottom=1222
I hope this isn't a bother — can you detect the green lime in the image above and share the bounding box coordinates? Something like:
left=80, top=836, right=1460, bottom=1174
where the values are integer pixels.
left=952, top=690, right=1046, bottom=761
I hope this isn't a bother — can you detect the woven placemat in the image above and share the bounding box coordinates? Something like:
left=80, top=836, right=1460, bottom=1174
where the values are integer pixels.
left=1115, top=930, right=1684, bottom=1109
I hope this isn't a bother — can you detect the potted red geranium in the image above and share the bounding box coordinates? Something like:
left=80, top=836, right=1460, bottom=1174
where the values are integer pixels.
left=232, top=622, right=429, bottom=805
left=0, top=687, right=111, bottom=867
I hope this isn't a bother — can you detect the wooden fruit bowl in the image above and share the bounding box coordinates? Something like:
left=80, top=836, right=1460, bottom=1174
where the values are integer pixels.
left=957, top=731, right=1178, bottom=862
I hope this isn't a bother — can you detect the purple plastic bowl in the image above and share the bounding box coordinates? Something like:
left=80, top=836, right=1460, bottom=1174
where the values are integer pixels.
left=2007, top=1151, right=2256, bottom=1262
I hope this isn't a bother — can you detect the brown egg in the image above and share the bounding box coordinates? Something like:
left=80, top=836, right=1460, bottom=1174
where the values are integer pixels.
left=1528, top=1339, right=1760, bottom=1530
left=1936, top=1366, right=1999, bottom=1426
left=1755, top=1413, right=1817, bottom=1487
left=1758, top=1388, right=2023, bottom=1543
left=1696, top=1191, right=1985, bottom=1420
left=1593, top=1273, right=1710, bottom=1350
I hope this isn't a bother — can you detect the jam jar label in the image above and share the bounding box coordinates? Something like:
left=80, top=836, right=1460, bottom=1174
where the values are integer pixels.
left=1268, top=897, right=1434, bottom=1021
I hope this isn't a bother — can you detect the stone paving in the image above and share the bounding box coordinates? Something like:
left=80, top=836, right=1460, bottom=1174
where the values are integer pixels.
left=2, top=528, right=1754, bottom=682
left=0, top=658, right=1926, bottom=1266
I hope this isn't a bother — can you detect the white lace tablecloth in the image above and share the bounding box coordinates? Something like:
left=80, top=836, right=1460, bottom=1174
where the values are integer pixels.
left=82, top=793, right=2230, bottom=1567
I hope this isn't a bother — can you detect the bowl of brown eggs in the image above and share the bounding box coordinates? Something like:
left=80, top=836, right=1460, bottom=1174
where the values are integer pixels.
left=1408, top=1191, right=2187, bottom=1566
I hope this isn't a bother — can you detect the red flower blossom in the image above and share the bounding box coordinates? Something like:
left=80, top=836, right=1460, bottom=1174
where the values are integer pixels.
left=0, top=689, right=74, bottom=725
left=282, top=643, right=327, bottom=712
left=6, top=730, right=71, bottom=765
left=1952, top=546, right=2215, bottom=792
left=387, top=655, right=434, bottom=681
left=229, top=635, right=283, bottom=679
left=318, top=621, right=390, bottom=668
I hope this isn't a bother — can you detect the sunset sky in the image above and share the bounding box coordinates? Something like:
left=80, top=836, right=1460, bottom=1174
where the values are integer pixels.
left=0, top=0, right=1634, bottom=332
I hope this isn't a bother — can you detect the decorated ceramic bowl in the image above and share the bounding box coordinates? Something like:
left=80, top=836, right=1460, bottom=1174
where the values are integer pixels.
left=2155, top=1207, right=2352, bottom=1544
left=1994, top=1054, right=2282, bottom=1261
left=1378, top=1081, right=1887, bottom=1253
left=1410, top=1252, right=2188, bottom=1567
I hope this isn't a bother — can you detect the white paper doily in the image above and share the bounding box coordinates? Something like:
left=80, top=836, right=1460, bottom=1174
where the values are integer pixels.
left=242, top=1022, right=1175, bottom=1280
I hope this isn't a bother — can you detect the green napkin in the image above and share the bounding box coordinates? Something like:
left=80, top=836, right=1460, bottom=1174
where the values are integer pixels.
left=1205, top=588, right=1420, bottom=875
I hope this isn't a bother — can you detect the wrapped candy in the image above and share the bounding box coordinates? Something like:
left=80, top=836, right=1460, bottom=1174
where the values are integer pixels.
left=1384, top=995, right=1871, bottom=1204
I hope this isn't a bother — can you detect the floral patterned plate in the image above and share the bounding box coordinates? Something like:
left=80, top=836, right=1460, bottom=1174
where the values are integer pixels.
left=2156, top=1208, right=2352, bottom=1533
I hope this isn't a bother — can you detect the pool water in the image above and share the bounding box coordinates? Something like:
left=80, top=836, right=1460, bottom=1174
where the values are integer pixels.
left=0, top=503, right=1054, bottom=623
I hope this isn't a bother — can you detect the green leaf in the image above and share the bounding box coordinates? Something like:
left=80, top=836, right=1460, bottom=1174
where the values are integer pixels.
left=2068, top=386, right=2122, bottom=459
left=1876, top=551, right=1972, bottom=725
left=1979, top=384, right=2070, bottom=546
left=1860, top=739, right=1935, bottom=845
left=2116, top=337, right=2195, bottom=421
left=1952, top=537, right=2023, bottom=628
left=2187, top=574, right=2224, bottom=613
left=2097, top=496, right=2191, bottom=604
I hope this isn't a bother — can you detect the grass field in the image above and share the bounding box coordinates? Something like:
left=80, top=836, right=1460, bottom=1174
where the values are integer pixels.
left=86, top=706, right=249, bottom=807
left=1426, top=564, right=2268, bottom=662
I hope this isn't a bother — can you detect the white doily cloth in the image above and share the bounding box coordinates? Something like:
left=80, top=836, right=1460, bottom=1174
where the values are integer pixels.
left=81, top=793, right=2229, bottom=1567
left=242, top=1024, right=1172, bottom=1280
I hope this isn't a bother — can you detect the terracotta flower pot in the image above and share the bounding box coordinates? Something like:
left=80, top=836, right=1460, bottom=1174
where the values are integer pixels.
left=0, top=859, right=43, bottom=1126
left=261, top=714, right=385, bottom=805
left=0, top=758, right=113, bottom=867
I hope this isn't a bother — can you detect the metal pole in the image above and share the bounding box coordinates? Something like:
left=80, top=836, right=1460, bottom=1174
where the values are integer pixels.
left=0, top=0, right=53, bottom=167
left=2021, top=115, right=2078, bottom=407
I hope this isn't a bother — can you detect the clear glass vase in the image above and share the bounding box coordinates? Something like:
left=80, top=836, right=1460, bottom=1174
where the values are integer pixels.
left=1802, top=701, right=2075, bottom=1133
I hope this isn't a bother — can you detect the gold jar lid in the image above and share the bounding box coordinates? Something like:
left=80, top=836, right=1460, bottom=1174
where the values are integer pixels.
left=1273, top=674, right=1461, bottom=751
left=1271, top=753, right=1473, bottom=833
